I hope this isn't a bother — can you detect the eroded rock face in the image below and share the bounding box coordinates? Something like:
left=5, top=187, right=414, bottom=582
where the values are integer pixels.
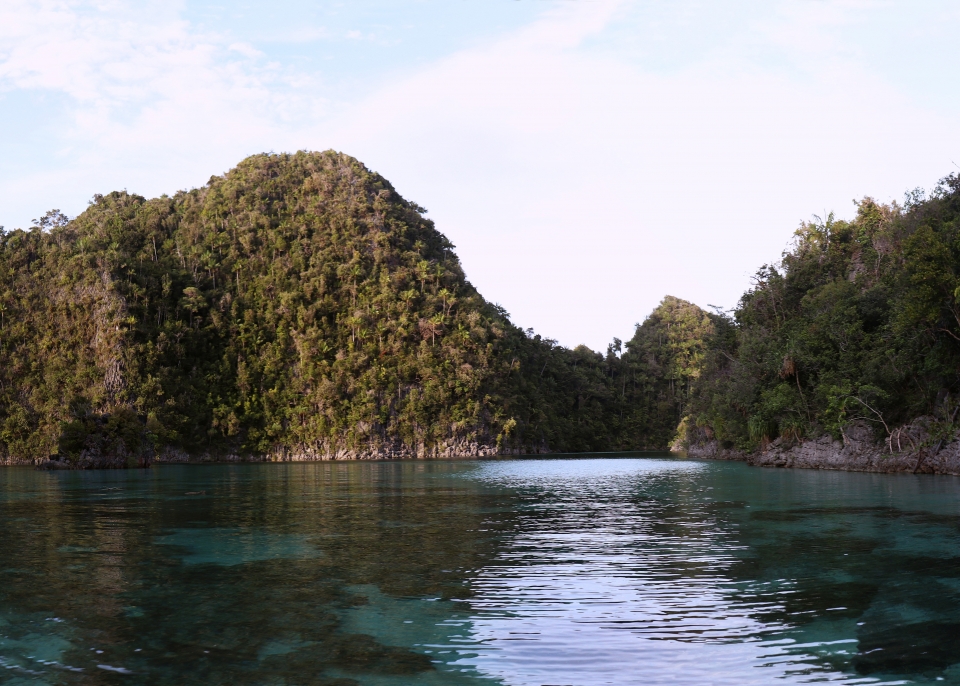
left=151, top=438, right=524, bottom=463
left=684, top=421, right=960, bottom=475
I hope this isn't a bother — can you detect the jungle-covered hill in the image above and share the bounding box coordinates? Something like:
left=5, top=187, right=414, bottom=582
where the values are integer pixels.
left=0, top=151, right=708, bottom=464
left=683, top=174, right=960, bottom=455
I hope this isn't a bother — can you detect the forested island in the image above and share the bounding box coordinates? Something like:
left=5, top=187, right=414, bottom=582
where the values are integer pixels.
left=684, top=174, right=960, bottom=473
left=1, top=151, right=959, bottom=472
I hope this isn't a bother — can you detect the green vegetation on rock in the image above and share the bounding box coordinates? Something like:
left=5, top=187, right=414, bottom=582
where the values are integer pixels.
left=9, top=149, right=950, bottom=466
left=683, top=175, right=960, bottom=453
left=0, top=152, right=708, bottom=464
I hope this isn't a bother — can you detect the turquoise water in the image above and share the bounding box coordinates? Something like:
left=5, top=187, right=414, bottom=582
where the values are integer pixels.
left=2, top=456, right=960, bottom=684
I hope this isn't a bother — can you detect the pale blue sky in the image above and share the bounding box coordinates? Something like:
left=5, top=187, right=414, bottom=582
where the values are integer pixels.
left=2, top=1, right=959, bottom=349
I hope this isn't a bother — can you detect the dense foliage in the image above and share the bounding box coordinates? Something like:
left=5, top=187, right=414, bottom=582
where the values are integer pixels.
left=9, top=151, right=953, bottom=463
left=0, top=151, right=707, bottom=463
left=685, top=175, right=960, bottom=452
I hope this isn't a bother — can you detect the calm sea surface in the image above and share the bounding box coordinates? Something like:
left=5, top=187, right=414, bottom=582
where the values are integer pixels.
left=2, top=455, right=960, bottom=685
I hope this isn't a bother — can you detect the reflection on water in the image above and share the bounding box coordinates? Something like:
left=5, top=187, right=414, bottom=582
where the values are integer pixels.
left=1, top=457, right=960, bottom=684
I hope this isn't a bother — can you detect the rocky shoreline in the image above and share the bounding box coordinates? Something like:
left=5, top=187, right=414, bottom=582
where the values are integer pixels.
left=9, top=438, right=533, bottom=469
left=14, top=421, right=960, bottom=474
left=683, top=421, right=960, bottom=476
left=153, top=439, right=516, bottom=464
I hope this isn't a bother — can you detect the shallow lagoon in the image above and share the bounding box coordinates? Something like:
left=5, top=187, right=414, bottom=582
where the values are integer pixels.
left=2, top=455, right=960, bottom=684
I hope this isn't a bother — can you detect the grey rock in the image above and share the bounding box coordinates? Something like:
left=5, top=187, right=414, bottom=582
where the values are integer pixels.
left=683, top=420, right=960, bottom=475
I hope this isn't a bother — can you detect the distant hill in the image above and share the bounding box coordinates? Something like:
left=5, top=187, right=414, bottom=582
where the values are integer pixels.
left=0, top=151, right=706, bottom=464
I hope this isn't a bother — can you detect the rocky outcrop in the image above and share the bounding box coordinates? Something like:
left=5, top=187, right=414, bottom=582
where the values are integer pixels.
left=2, top=455, right=38, bottom=467
left=683, top=420, right=960, bottom=475
left=15, top=434, right=543, bottom=467
left=152, top=438, right=522, bottom=463
left=264, top=439, right=507, bottom=462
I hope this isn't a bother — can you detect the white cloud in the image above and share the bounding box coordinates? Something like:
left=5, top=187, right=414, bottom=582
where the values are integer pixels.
left=0, top=0, right=320, bottom=226
left=0, top=0, right=958, bottom=349
left=227, top=42, right=263, bottom=59
left=321, top=0, right=960, bottom=348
